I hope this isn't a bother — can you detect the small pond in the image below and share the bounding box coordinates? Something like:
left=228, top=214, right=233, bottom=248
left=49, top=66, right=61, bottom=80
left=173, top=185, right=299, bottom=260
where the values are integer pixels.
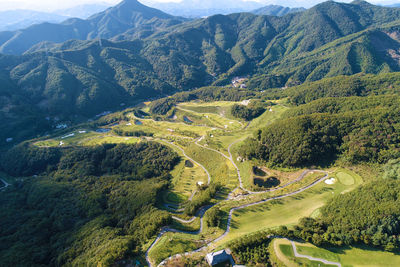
left=253, top=166, right=267, bottom=177
left=183, top=116, right=193, bottom=124
left=135, top=120, right=143, bottom=125
left=185, top=160, right=194, bottom=168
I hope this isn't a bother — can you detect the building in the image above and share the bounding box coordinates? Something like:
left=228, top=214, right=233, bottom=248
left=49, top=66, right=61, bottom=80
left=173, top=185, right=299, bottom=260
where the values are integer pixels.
left=206, top=249, right=234, bottom=266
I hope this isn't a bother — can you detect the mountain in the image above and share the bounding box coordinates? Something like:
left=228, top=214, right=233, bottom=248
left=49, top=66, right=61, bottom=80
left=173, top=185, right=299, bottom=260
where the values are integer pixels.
left=55, top=3, right=112, bottom=19
left=0, top=4, right=113, bottom=32
left=146, top=0, right=264, bottom=18
left=0, top=10, right=68, bottom=31
left=0, top=0, right=186, bottom=55
left=251, top=5, right=306, bottom=16
left=2, top=0, right=400, bottom=145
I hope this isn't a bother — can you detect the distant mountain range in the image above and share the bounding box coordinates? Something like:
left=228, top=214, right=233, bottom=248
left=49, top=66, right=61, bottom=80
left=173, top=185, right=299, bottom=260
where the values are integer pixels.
left=146, top=0, right=264, bottom=17
left=251, top=5, right=306, bottom=16
left=1, top=0, right=400, bottom=144
left=0, top=4, right=112, bottom=32
left=0, top=0, right=186, bottom=55
left=0, top=10, right=67, bottom=32
left=55, top=3, right=113, bottom=19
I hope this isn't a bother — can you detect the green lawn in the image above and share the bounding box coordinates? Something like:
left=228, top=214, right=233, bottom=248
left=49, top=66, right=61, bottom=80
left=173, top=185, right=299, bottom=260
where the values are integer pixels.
left=274, top=240, right=338, bottom=267
left=185, top=143, right=239, bottom=191
left=162, top=143, right=209, bottom=201
left=148, top=232, right=199, bottom=265
left=294, top=241, right=400, bottom=267
left=217, top=169, right=362, bottom=245
left=336, top=171, right=355, bottom=185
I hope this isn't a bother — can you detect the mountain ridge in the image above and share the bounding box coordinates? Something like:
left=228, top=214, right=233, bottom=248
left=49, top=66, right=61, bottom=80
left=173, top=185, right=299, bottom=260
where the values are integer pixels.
left=0, top=0, right=186, bottom=55
left=1, top=0, right=400, bottom=145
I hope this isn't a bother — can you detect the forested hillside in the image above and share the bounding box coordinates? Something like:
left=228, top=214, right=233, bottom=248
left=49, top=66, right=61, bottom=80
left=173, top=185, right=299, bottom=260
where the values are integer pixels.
left=239, top=95, right=400, bottom=167
left=0, top=142, right=179, bottom=266
left=282, top=178, right=400, bottom=251
left=2, top=1, right=400, bottom=147
left=0, top=0, right=186, bottom=55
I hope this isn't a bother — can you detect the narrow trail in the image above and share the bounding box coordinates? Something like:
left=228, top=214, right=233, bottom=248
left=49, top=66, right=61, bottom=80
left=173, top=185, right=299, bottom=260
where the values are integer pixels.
left=290, top=240, right=342, bottom=267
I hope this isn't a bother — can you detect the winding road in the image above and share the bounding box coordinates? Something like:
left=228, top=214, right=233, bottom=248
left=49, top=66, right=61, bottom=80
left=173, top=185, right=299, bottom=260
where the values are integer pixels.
left=290, top=240, right=341, bottom=267
left=146, top=163, right=328, bottom=266
left=145, top=135, right=330, bottom=267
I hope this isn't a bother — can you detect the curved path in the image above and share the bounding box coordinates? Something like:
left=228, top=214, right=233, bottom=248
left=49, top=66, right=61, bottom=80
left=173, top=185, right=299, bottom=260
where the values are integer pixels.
left=290, top=240, right=341, bottom=267
left=195, top=137, right=245, bottom=190
left=195, top=136, right=315, bottom=195
left=147, top=169, right=328, bottom=266
left=210, top=172, right=328, bottom=245
left=160, top=139, right=211, bottom=185
left=147, top=137, right=329, bottom=267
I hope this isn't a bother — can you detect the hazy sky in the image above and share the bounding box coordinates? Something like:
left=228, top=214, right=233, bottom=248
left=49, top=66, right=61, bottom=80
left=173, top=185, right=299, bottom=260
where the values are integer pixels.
left=0, top=0, right=399, bottom=11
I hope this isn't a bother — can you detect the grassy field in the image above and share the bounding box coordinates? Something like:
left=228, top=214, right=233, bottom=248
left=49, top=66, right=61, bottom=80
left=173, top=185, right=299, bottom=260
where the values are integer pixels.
left=148, top=225, right=225, bottom=265
left=273, top=239, right=337, bottom=267
left=185, top=143, right=239, bottom=191
left=273, top=238, right=400, bottom=267
left=336, top=171, right=355, bottom=185
left=216, top=169, right=362, bottom=246
left=148, top=232, right=199, bottom=265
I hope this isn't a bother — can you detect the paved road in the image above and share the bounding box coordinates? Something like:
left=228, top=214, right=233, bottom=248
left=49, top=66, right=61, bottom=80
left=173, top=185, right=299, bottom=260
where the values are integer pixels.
left=150, top=171, right=328, bottom=266
left=147, top=139, right=329, bottom=266
left=210, top=172, right=328, bottom=245
left=290, top=240, right=341, bottom=267
left=196, top=136, right=318, bottom=195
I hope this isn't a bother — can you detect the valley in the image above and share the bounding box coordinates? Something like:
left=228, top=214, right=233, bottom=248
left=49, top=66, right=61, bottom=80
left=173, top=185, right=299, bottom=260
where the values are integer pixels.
left=1, top=0, right=400, bottom=266
left=26, top=99, right=372, bottom=266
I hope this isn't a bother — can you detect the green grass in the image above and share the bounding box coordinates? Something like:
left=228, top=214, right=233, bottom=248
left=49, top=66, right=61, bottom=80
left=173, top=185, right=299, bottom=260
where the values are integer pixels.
left=148, top=232, right=199, bottom=265
left=280, top=244, right=294, bottom=257
left=295, top=242, right=400, bottom=267
left=166, top=152, right=209, bottom=201
left=185, top=143, right=238, bottom=191
left=83, top=135, right=140, bottom=146
left=277, top=241, right=337, bottom=267
left=246, top=104, right=289, bottom=131
left=216, top=169, right=362, bottom=245
left=175, top=107, right=242, bottom=131
left=336, top=171, right=355, bottom=185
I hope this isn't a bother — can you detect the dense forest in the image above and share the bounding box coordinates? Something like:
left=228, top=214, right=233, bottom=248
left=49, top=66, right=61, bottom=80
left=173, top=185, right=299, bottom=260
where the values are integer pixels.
left=0, top=142, right=179, bottom=266
left=239, top=95, right=400, bottom=167
left=2, top=0, right=400, bottom=266
left=149, top=86, right=260, bottom=115
left=279, top=178, right=400, bottom=251
left=229, top=233, right=272, bottom=265
left=284, top=73, right=400, bottom=105
left=231, top=100, right=266, bottom=121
